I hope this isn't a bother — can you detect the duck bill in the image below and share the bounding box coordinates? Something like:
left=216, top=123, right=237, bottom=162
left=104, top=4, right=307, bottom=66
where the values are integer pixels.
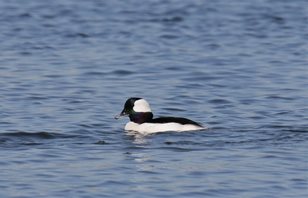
left=114, top=110, right=128, bottom=120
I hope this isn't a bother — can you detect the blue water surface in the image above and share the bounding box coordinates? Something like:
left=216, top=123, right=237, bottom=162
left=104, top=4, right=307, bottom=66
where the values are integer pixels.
left=0, top=0, right=307, bottom=197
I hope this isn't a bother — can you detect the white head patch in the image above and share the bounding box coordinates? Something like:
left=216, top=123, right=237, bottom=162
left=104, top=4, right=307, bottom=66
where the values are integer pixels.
left=133, top=99, right=152, bottom=112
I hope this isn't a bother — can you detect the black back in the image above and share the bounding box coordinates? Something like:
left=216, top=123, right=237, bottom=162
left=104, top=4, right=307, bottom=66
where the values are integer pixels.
left=149, top=117, right=202, bottom=127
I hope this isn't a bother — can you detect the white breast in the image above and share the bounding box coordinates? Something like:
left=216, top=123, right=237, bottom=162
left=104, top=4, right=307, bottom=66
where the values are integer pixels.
left=124, top=121, right=205, bottom=134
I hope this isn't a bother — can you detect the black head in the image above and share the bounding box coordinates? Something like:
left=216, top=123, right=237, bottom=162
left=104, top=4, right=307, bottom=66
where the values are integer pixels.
left=115, top=97, right=153, bottom=124
left=121, top=97, right=142, bottom=116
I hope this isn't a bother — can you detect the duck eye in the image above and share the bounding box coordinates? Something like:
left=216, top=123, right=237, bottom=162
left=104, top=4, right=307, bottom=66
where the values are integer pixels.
left=123, top=108, right=132, bottom=114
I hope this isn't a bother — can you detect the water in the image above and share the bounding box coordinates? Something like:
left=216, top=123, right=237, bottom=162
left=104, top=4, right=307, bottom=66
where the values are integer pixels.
left=1, top=0, right=307, bottom=197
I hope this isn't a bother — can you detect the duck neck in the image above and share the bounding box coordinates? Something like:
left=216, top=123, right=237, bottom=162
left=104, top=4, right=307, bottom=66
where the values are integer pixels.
left=129, top=112, right=153, bottom=124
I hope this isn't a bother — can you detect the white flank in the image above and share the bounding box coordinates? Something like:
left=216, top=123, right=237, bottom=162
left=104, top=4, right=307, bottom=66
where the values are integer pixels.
left=125, top=122, right=205, bottom=135
left=133, top=99, right=152, bottom=112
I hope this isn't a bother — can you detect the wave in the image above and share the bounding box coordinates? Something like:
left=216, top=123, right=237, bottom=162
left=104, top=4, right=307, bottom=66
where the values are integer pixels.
left=0, top=131, right=86, bottom=148
left=0, top=131, right=74, bottom=139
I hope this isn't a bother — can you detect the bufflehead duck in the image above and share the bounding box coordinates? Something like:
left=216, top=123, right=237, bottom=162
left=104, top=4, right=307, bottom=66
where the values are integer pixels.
left=115, top=97, right=205, bottom=134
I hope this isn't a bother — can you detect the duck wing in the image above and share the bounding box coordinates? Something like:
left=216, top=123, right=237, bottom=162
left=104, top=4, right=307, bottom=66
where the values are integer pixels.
left=150, top=117, right=203, bottom=127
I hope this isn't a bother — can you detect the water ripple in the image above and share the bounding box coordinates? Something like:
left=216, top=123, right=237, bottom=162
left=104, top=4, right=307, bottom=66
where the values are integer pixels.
left=0, top=0, right=307, bottom=197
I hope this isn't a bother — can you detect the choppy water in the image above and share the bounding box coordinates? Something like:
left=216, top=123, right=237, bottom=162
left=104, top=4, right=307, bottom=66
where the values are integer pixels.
left=1, top=0, right=308, bottom=197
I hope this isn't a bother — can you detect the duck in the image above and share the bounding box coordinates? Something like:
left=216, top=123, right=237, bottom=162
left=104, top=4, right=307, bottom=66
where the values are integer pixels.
left=115, top=97, right=205, bottom=134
